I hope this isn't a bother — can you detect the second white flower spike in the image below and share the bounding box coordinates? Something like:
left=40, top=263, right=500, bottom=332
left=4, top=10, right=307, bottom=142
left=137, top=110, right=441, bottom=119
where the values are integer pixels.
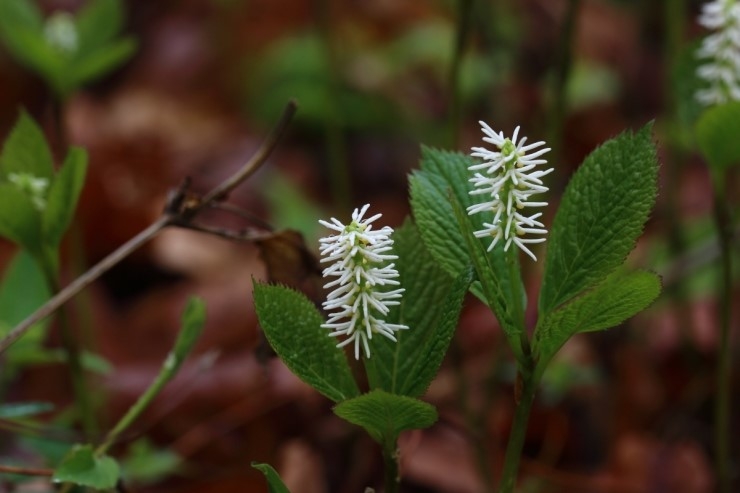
left=318, top=204, right=408, bottom=360
left=468, top=121, right=553, bottom=261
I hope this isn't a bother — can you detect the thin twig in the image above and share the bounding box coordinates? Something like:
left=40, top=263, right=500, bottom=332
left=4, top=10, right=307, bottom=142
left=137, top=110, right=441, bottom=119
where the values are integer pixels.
left=0, top=100, right=298, bottom=355
left=0, top=464, right=54, bottom=477
left=208, top=202, right=275, bottom=231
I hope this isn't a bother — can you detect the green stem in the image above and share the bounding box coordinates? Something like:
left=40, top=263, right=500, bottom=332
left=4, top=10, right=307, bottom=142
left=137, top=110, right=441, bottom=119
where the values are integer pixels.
left=41, top=263, right=97, bottom=439
left=316, top=0, right=350, bottom=210
left=546, top=0, right=580, bottom=173
left=710, top=170, right=732, bottom=493
left=498, top=368, right=536, bottom=493
left=382, top=439, right=400, bottom=493
left=449, top=0, right=474, bottom=149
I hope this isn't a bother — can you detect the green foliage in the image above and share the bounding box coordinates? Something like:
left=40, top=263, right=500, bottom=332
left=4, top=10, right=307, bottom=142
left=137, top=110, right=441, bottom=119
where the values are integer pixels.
left=0, top=0, right=136, bottom=98
left=0, top=401, right=53, bottom=418
left=0, top=250, right=51, bottom=377
left=409, top=147, right=525, bottom=341
left=538, top=124, right=659, bottom=316
left=252, top=462, right=291, bottom=493
left=253, top=282, right=360, bottom=403
left=672, top=42, right=705, bottom=135
left=52, top=444, right=120, bottom=490
left=120, top=439, right=181, bottom=486
left=364, top=221, right=473, bottom=397
left=695, top=102, right=740, bottom=172
left=170, top=297, right=207, bottom=371
left=534, top=269, right=661, bottom=375
left=0, top=111, right=88, bottom=267
left=333, top=389, right=437, bottom=444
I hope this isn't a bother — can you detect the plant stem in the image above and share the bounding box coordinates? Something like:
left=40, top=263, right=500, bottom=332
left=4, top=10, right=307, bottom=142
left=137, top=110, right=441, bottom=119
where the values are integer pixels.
left=449, top=0, right=474, bottom=149
left=710, top=170, right=732, bottom=493
left=41, top=265, right=97, bottom=439
left=382, top=440, right=400, bottom=493
left=546, top=0, right=580, bottom=172
left=498, top=367, right=536, bottom=493
left=316, top=0, right=350, bottom=210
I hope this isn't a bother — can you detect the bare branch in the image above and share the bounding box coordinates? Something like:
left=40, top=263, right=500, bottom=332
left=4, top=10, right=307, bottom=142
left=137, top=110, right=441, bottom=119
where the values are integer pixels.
left=0, top=100, right=298, bottom=355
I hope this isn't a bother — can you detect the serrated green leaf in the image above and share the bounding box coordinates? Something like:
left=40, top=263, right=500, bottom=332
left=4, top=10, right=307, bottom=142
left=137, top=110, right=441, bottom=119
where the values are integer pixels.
left=252, top=462, right=291, bottom=493
left=253, top=282, right=360, bottom=402
left=0, top=111, right=54, bottom=181
left=41, top=146, right=87, bottom=247
left=333, top=389, right=437, bottom=444
left=409, top=147, right=524, bottom=344
left=539, top=124, right=658, bottom=316
left=75, top=0, right=124, bottom=50
left=534, top=269, right=661, bottom=376
left=695, top=102, right=740, bottom=172
left=0, top=183, right=42, bottom=253
left=364, top=221, right=473, bottom=397
left=53, top=444, right=120, bottom=489
left=0, top=401, right=54, bottom=418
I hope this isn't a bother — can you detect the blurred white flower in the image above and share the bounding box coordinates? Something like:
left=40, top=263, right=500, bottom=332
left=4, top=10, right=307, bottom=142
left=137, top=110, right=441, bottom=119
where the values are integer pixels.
left=44, top=12, right=79, bottom=55
left=695, top=0, right=740, bottom=105
left=8, top=172, right=49, bottom=211
left=318, top=204, right=408, bottom=359
left=468, top=121, right=553, bottom=261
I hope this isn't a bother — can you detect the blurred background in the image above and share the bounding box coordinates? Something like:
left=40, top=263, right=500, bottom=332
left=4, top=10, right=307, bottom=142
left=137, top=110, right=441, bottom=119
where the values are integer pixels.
left=0, top=0, right=737, bottom=492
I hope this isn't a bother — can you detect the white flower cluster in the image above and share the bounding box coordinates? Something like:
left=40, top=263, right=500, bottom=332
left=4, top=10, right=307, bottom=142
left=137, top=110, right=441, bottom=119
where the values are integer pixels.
left=318, top=204, right=408, bottom=360
left=8, top=172, right=49, bottom=211
left=696, top=0, right=740, bottom=105
left=467, top=121, right=553, bottom=261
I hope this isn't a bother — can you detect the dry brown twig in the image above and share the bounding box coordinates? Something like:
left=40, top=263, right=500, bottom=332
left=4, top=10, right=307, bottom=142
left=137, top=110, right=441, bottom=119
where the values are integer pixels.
left=0, top=99, right=298, bottom=356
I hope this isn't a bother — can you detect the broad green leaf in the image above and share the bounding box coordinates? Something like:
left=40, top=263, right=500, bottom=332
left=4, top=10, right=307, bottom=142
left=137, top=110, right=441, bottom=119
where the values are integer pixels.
left=252, top=462, right=291, bottom=493
left=42, top=147, right=88, bottom=246
left=539, top=124, right=658, bottom=315
left=253, top=282, right=360, bottom=402
left=364, top=221, right=473, bottom=397
left=534, top=269, right=661, bottom=376
left=0, top=0, right=43, bottom=30
left=75, top=0, right=124, bottom=50
left=0, top=111, right=54, bottom=181
left=52, top=444, right=120, bottom=489
left=333, top=389, right=437, bottom=444
left=409, top=147, right=524, bottom=338
left=0, top=401, right=53, bottom=418
left=0, top=183, right=42, bottom=253
left=695, top=102, right=740, bottom=171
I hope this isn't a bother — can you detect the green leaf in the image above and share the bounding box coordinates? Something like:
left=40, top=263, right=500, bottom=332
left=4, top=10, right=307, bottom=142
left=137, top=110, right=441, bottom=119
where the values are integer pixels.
left=364, top=221, right=473, bottom=397
left=0, top=111, right=54, bottom=181
left=333, top=389, right=437, bottom=444
left=534, top=269, right=661, bottom=375
left=75, top=0, right=124, bottom=50
left=0, top=183, right=42, bottom=252
left=0, top=401, right=54, bottom=418
left=0, top=250, right=50, bottom=327
left=253, top=282, right=360, bottom=402
left=42, top=146, right=88, bottom=247
left=170, top=297, right=206, bottom=371
left=121, top=439, right=180, bottom=485
left=695, top=102, right=740, bottom=172
left=53, top=444, right=120, bottom=490
left=252, top=462, right=291, bottom=493
left=67, top=37, right=136, bottom=89
left=409, top=147, right=524, bottom=341
left=539, top=124, right=658, bottom=316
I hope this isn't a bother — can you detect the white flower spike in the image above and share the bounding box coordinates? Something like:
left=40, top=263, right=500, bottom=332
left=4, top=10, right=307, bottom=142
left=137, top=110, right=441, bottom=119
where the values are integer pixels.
left=467, top=121, right=553, bottom=261
left=318, top=204, right=408, bottom=360
left=695, top=0, right=740, bottom=106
